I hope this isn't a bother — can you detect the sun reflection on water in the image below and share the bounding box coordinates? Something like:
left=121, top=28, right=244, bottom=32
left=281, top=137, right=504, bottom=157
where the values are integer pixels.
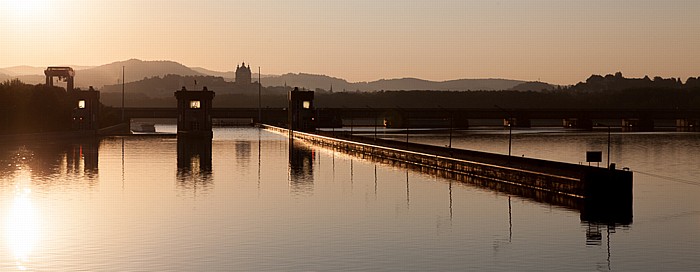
left=5, top=186, right=41, bottom=270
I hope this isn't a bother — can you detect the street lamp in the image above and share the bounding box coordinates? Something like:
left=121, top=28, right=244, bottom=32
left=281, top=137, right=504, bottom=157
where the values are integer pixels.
left=258, top=66, right=262, bottom=124
left=596, top=123, right=612, bottom=169
left=341, top=106, right=352, bottom=139
left=507, top=121, right=512, bottom=156
left=397, top=106, right=409, bottom=144
left=494, top=105, right=513, bottom=156
left=437, top=105, right=454, bottom=149
left=366, top=105, right=378, bottom=141
left=350, top=108, right=354, bottom=138
left=121, top=66, right=125, bottom=123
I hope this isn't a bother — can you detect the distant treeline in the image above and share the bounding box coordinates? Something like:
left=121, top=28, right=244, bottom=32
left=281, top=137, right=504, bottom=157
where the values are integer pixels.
left=568, top=72, right=700, bottom=92
left=0, top=79, right=73, bottom=134
left=101, top=87, right=700, bottom=110
left=0, top=79, right=121, bottom=134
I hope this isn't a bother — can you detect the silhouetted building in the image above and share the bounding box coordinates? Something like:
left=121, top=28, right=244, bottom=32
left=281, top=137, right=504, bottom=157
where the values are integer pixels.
left=235, top=62, right=252, bottom=85
left=45, top=66, right=75, bottom=92
left=71, top=86, right=100, bottom=130
left=288, top=87, right=315, bottom=132
left=175, top=86, right=215, bottom=138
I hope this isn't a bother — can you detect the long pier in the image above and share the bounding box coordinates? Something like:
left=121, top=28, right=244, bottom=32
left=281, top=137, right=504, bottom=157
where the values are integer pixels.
left=125, top=107, right=700, bottom=130
left=263, top=124, right=633, bottom=224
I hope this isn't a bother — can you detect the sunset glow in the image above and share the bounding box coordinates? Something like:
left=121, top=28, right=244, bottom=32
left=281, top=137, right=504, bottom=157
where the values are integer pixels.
left=5, top=188, right=40, bottom=269
left=1, top=0, right=699, bottom=84
left=4, top=0, right=51, bottom=21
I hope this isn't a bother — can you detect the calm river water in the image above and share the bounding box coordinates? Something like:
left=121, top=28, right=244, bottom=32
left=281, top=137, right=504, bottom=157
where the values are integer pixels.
left=1, top=126, right=699, bottom=271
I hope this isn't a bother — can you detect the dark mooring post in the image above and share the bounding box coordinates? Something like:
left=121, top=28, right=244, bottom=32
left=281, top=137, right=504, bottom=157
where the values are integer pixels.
left=596, top=123, right=612, bottom=168
left=175, top=86, right=215, bottom=138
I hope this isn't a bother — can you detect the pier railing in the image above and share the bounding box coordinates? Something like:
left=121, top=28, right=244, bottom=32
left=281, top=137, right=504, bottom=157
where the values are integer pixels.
left=262, top=124, right=633, bottom=224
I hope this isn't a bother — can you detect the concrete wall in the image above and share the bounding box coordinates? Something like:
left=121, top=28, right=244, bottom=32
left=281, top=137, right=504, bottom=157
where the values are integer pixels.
left=264, top=125, right=633, bottom=224
left=264, top=125, right=633, bottom=199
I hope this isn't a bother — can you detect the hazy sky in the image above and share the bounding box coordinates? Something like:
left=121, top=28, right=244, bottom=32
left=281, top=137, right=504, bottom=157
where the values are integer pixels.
left=1, top=0, right=699, bottom=84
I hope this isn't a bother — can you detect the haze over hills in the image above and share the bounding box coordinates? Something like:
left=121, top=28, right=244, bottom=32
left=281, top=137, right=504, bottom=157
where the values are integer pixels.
left=190, top=67, right=236, bottom=80
left=76, top=59, right=204, bottom=87
left=1, top=59, right=204, bottom=87
left=0, top=65, right=94, bottom=76
left=0, top=65, right=94, bottom=84
left=2, top=59, right=552, bottom=92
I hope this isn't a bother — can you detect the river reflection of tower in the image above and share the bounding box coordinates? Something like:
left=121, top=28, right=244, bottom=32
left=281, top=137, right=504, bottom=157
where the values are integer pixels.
left=0, top=139, right=99, bottom=182
left=288, top=139, right=314, bottom=194
left=66, top=140, right=99, bottom=177
left=234, top=141, right=251, bottom=169
left=176, top=137, right=213, bottom=191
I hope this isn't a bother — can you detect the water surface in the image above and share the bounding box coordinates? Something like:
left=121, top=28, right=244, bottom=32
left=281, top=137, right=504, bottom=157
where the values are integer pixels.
left=0, top=127, right=698, bottom=271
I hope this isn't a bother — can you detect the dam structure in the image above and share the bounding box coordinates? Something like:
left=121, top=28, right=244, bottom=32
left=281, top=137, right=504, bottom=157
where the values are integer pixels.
left=263, top=88, right=634, bottom=224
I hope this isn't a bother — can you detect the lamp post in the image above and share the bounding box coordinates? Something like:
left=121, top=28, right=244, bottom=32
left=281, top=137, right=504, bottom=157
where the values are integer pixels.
left=438, top=105, right=454, bottom=149
left=366, top=105, right=377, bottom=141
left=342, top=106, right=352, bottom=139
left=494, top=105, right=513, bottom=156
left=596, top=123, right=612, bottom=168
left=121, top=66, right=125, bottom=123
left=258, top=66, right=261, bottom=124
left=508, top=121, right=512, bottom=156
left=351, top=109, right=354, bottom=136
left=397, top=106, right=409, bottom=144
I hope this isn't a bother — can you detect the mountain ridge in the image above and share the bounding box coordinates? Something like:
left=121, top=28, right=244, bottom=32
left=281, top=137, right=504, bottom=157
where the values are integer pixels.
left=2, top=59, right=544, bottom=91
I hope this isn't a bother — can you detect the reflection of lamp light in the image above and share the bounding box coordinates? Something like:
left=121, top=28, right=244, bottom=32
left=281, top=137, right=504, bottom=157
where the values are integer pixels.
left=190, top=100, right=201, bottom=109
left=78, top=100, right=86, bottom=109
left=5, top=189, right=40, bottom=267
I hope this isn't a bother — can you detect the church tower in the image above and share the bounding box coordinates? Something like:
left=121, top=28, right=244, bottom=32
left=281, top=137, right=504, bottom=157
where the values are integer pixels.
left=235, top=62, right=252, bottom=85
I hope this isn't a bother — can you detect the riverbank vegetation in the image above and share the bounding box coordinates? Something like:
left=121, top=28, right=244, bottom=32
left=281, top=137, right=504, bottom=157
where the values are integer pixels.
left=0, top=79, right=121, bottom=134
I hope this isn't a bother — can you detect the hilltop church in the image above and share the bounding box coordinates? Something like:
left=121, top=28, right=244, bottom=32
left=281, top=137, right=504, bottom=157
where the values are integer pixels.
left=235, top=62, right=252, bottom=85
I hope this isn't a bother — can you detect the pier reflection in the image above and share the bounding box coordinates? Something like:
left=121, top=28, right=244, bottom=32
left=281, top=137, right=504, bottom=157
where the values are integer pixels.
left=176, top=136, right=213, bottom=192
left=0, top=138, right=99, bottom=185
left=288, top=139, right=314, bottom=194
left=235, top=140, right=252, bottom=169
left=66, top=139, right=99, bottom=177
left=316, top=141, right=633, bottom=228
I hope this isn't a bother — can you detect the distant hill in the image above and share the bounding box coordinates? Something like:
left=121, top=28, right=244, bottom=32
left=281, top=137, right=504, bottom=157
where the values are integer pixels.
left=100, top=74, right=283, bottom=98
left=0, top=68, right=42, bottom=84
left=363, top=78, right=524, bottom=91
left=192, top=67, right=273, bottom=82
left=262, top=73, right=525, bottom=91
left=0, top=66, right=95, bottom=85
left=191, top=67, right=236, bottom=80
left=10, top=75, right=44, bottom=85
left=2, top=60, right=204, bottom=87
left=0, top=66, right=47, bottom=76
left=509, top=81, right=557, bottom=91
left=262, top=73, right=352, bottom=91
left=74, top=59, right=204, bottom=88
left=2, top=59, right=540, bottom=92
